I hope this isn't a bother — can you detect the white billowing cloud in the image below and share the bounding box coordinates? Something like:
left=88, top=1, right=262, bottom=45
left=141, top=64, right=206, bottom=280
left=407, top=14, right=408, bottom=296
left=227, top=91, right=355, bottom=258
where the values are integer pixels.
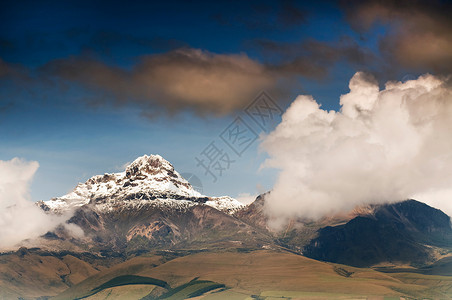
left=261, top=72, right=452, bottom=227
left=0, top=158, right=77, bottom=249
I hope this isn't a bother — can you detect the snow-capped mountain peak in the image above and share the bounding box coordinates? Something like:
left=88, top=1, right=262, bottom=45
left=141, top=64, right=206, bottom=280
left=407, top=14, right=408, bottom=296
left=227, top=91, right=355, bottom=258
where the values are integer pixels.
left=39, top=154, right=243, bottom=214
left=121, top=154, right=200, bottom=197
left=125, top=154, right=177, bottom=181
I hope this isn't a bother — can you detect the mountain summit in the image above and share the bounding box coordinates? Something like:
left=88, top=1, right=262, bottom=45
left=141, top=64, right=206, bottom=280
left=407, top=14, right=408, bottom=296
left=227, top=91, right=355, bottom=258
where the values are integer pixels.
left=35, top=154, right=253, bottom=253
left=34, top=155, right=451, bottom=269
left=39, top=154, right=242, bottom=214
left=4, top=156, right=451, bottom=300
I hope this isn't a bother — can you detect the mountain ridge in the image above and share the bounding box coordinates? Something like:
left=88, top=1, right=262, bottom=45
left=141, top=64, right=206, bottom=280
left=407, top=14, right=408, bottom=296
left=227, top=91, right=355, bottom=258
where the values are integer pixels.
left=1, top=154, right=452, bottom=299
left=38, top=154, right=243, bottom=214
left=31, top=154, right=452, bottom=268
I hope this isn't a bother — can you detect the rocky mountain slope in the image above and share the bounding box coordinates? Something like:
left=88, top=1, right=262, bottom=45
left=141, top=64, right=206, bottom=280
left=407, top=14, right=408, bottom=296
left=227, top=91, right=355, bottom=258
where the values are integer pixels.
left=35, top=155, right=270, bottom=254
left=33, top=154, right=451, bottom=267
left=1, top=154, right=452, bottom=299
left=235, top=196, right=452, bottom=267
left=303, top=200, right=452, bottom=267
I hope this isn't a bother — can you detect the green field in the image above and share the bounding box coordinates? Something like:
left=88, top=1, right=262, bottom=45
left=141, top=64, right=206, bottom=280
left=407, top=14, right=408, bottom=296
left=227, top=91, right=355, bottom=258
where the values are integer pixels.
left=52, top=250, right=452, bottom=300
left=156, top=280, right=225, bottom=299
left=85, top=275, right=170, bottom=298
left=79, top=276, right=225, bottom=300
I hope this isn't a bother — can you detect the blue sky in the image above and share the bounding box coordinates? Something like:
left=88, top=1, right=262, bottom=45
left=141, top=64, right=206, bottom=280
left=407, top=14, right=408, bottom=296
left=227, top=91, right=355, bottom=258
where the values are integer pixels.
left=1, top=0, right=435, bottom=201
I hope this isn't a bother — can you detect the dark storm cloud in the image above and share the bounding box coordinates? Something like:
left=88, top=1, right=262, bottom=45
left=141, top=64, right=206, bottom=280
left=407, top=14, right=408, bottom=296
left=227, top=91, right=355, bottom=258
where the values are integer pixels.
left=277, top=0, right=308, bottom=27
left=6, top=37, right=364, bottom=117
left=0, top=59, right=15, bottom=119
left=1, top=28, right=189, bottom=60
left=41, top=49, right=277, bottom=115
left=40, top=39, right=374, bottom=116
left=78, top=30, right=189, bottom=55
left=254, top=37, right=376, bottom=79
left=4, top=0, right=450, bottom=118
left=0, top=58, right=11, bottom=78
left=212, top=0, right=307, bottom=31
left=0, top=58, right=28, bottom=80
left=341, top=0, right=452, bottom=74
left=0, top=37, right=15, bottom=52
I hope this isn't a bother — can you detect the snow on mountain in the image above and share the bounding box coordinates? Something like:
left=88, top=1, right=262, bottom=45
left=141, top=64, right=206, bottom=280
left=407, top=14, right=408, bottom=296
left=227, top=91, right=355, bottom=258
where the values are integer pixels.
left=38, top=154, right=243, bottom=214
left=205, top=196, right=245, bottom=214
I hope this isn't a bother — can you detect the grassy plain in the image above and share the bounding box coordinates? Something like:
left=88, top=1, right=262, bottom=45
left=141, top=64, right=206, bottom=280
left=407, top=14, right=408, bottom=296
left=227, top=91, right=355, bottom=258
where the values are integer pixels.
left=54, top=249, right=452, bottom=299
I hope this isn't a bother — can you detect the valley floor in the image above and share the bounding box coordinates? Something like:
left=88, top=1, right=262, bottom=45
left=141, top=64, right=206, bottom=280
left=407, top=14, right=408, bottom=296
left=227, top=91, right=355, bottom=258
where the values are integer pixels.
left=2, top=248, right=451, bottom=300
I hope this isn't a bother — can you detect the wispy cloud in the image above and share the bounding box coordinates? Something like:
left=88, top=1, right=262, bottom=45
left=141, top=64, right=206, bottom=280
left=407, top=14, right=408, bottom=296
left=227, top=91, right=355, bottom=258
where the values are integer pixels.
left=0, top=158, right=79, bottom=250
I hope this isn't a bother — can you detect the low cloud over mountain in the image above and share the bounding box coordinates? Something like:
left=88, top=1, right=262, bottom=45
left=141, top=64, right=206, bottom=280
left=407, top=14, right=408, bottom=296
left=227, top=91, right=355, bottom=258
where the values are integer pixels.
left=262, top=72, right=452, bottom=227
left=0, top=158, right=80, bottom=250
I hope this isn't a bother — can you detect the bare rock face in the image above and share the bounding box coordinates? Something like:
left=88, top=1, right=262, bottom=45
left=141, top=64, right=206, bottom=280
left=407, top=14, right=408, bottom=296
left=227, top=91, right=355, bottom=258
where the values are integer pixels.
left=302, top=200, right=452, bottom=267
left=234, top=196, right=452, bottom=268
left=36, top=154, right=250, bottom=253
left=234, top=194, right=268, bottom=230
left=32, top=154, right=452, bottom=269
